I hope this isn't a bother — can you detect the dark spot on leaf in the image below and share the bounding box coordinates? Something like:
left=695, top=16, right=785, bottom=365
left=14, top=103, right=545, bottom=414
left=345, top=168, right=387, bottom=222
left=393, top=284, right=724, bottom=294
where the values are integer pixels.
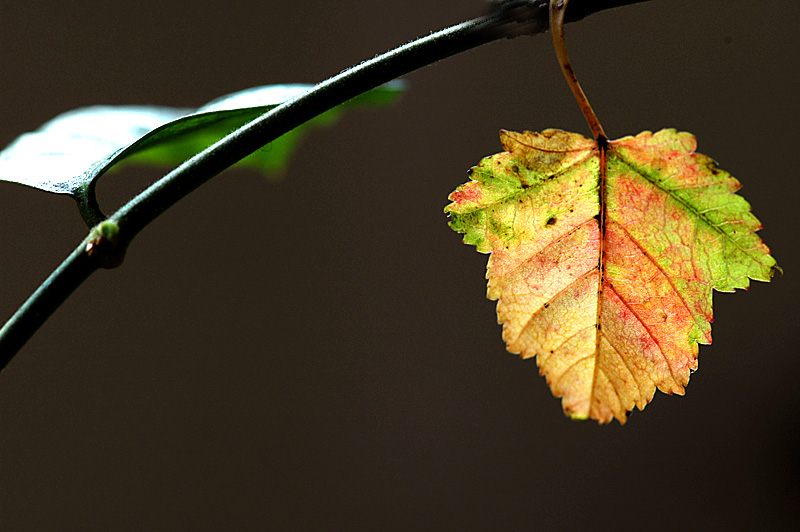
left=546, top=216, right=557, bottom=226
left=467, top=168, right=473, bottom=176
left=512, top=165, right=520, bottom=174
left=543, top=303, right=550, bottom=308
left=521, top=183, right=530, bottom=189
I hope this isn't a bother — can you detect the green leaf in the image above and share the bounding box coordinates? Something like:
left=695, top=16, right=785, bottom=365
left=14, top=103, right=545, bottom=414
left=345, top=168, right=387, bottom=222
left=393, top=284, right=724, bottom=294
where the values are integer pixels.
left=0, top=82, right=405, bottom=196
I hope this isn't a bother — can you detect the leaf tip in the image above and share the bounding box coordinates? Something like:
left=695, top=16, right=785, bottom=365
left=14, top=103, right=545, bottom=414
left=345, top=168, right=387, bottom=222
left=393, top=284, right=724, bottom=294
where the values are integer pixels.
left=568, top=411, right=590, bottom=422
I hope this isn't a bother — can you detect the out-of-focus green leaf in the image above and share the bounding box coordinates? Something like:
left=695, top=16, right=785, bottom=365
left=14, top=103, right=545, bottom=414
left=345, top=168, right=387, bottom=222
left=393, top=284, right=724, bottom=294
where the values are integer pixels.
left=0, top=82, right=405, bottom=196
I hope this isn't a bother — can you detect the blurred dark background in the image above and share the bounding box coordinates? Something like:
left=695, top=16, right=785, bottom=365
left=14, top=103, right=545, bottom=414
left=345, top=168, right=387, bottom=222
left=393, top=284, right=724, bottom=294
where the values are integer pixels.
left=1, top=1, right=798, bottom=530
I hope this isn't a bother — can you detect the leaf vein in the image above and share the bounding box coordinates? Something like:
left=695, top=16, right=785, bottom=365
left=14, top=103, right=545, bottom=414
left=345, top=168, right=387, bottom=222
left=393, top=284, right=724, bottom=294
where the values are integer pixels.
left=611, top=220, right=702, bottom=331
left=553, top=354, right=594, bottom=394
left=613, top=153, right=771, bottom=271
left=605, top=283, right=680, bottom=390
left=600, top=333, right=645, bottom=404
left=515, top=266, right=598, bottom=345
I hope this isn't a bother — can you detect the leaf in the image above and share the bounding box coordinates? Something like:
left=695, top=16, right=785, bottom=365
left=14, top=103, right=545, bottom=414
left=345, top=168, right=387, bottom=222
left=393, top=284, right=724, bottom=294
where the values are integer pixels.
left=445, top=128, right=777, bottom=424
left=0, top=82, right=404, bottom=196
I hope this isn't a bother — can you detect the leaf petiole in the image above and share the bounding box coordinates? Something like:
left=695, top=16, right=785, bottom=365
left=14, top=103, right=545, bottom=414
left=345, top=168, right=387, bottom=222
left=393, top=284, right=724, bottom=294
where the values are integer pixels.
left=550, top=0, right=607, bottom=142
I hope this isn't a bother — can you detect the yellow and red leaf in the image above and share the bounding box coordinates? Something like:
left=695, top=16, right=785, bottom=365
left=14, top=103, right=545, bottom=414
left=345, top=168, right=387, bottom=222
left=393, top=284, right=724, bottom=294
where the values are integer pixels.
left=446, top=128, right=777, bottom=424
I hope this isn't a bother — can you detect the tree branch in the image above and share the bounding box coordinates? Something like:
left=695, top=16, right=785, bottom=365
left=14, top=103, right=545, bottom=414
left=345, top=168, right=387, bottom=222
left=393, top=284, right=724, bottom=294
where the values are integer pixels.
left=0, top=0, right=651, bottom=372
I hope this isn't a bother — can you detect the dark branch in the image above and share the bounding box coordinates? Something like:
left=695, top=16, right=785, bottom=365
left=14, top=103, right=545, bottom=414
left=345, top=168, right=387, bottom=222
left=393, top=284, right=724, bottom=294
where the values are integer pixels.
left=0, top=0, right=652, bottom=373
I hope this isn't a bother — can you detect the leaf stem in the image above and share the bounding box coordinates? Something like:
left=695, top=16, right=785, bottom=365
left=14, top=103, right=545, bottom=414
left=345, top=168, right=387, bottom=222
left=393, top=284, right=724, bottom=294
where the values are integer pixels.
left=0, top=0, right=650, bottom=372
left=74, top=183, right=107, bottom=228
left=550, top=0, right=607, bottom=141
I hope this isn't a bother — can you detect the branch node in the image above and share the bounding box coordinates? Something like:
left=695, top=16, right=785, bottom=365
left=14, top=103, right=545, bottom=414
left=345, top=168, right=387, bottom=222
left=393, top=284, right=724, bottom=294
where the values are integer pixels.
left=85, top=220, right=127, bottom=269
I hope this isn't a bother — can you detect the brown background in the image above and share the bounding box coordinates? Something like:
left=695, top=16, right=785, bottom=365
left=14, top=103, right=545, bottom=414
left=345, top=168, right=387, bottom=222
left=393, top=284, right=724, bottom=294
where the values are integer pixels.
left=1, top=1, right=798, bottom=530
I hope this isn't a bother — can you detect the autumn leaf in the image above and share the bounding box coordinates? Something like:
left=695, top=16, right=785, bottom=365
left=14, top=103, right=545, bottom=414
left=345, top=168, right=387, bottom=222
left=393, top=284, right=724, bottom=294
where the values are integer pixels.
left=446, top=128, right=777, bottom=424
